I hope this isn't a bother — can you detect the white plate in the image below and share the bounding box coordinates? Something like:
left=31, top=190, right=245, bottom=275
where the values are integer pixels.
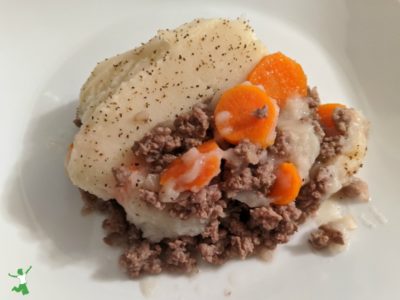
left=1, top=0, right=400, bottom=299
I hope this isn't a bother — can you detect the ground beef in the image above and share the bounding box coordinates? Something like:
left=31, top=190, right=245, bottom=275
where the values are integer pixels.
left=222, top=159, right=275, bottom=196
left=197, top=202, right=302, bottom=263
left=174, top=103, right=212, bottom=149
left=231, top=236, right=256, bottom=258
left=163, top=237, right=197, bottom=273
left=268, top=128, right=291, bottom=157
left=333, top=108, right=352, bottom=135
left=336, top=177, right=369, bottom=202
left=157, top=154, right=177, bottom=170
left=198, top=241, right=227, bottom=265
left=137, top=189, right=165, bottom=210
left=167, top=184, right=225, bottom=220
left=73, top=117, right=82, bottom=128
left=304, top=87, right=325, bottom=143
left=296, top=166, right=334, bottom=218
left=254, top=161, right=276, bottom=194
left=319, top=135, right=345, bottom=162
left=102, top=203, right=127, bottom=239
left=225, top=216, right=251, bottom=237
left=306, top=86, right=321, bottom=110
left=230, top=139, right=267, bottom=166
left=132, top=126, right=182, bottom=172
left=222, top=141, right=275, bottom=196
left=80, top=191, right=136, bottom=246
left=112, top=166, right=133, bottom=188
left=120, top=235, right=202, bottom=278
left=223, top=167, right=254, bottom=192
left=120, top=241, right=163, bottom=277
left=312, top=119, right=325, bottom=143
left=316, top=107, right=353, bottom=163
left=201, top=220, right=220, bottom=242
left=132, top=104, right=213, bottom=173
left=309, top=224, right=345, bottom=250
left=253, top=105, right=268, bottom=119
left=269, top=204, right=302, bottom=244
left=80, top=189, right=109, bottom=214
left=249, top=206, right=282, bottom=231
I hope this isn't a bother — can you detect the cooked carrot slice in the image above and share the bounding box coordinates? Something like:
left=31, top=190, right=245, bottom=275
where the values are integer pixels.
left=317, top=103, right=346, bottom=136
left=197, top=140, right=219, bottom=153
left=247, top=52, right=307, bottom=107
left=160, top=140, right=222, bottom=193
left=214, top=84, right=279, bottom=148
left=269, top=162, right=302, bottom=205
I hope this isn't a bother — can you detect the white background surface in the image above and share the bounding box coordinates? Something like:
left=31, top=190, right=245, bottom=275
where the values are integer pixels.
left=1, top=0, right=399, bottom=299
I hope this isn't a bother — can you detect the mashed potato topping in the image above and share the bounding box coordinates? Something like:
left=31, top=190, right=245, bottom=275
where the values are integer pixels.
left=66, top=18, right=267, bottom=201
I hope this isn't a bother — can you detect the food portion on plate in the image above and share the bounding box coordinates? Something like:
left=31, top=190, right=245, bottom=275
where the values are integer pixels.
left=65, top=18, right=369, bottom=277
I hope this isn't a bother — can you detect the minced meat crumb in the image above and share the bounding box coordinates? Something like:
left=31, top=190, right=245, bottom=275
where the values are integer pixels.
left=174, top=102, right=212, bottom=149
left=222, top=160, right=275, bottom=197
left=268, top=129, right=291, bottom=157
left=164, top=237, right=197, bottom=273
left=221, top=141, right=275, bottom=197
left=319, top=135, right=345, bottom=162
left=73, top=117, right=82, bottom=128
left=112, top=167, right=133, bottom=188
left=132, top=126, right=182, bottom=172
left=132, top=103, right=213, bottom=173
left=168, top=184, right=225, bottom=220
left=336, top=177, right=369, bottom=202
left=249, top=206, right=282, bottom=231
left=230, top=139, right=267, bottom=166
left=333, top=108, right=352, bottom=135
left=138, top=189, right=164, bottom=210
left=80, top=189, right=109, bottom=214
left=296, top=166, right=334, bottom=219
left=201, top=220, right=220, bottom=242
left=120, top=241, right=163, bottom=277
left=306, top=86, right=321, bottom=110
left=309, top=224, right=345, bottom=250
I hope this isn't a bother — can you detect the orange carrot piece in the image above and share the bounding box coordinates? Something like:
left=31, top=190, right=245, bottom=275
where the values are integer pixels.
left=160, top=140, right=222, bottom=192
left=317, top=103, right=346, bottom=136
left=247, top=52, right=307, bottom=107
left=269, top=162, right=302, bottom=205
left=184, top=155, right=220, bottom=191
left=214, top=84, right=279, bottom=148
left=197, top=140, right=219, bottom=153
